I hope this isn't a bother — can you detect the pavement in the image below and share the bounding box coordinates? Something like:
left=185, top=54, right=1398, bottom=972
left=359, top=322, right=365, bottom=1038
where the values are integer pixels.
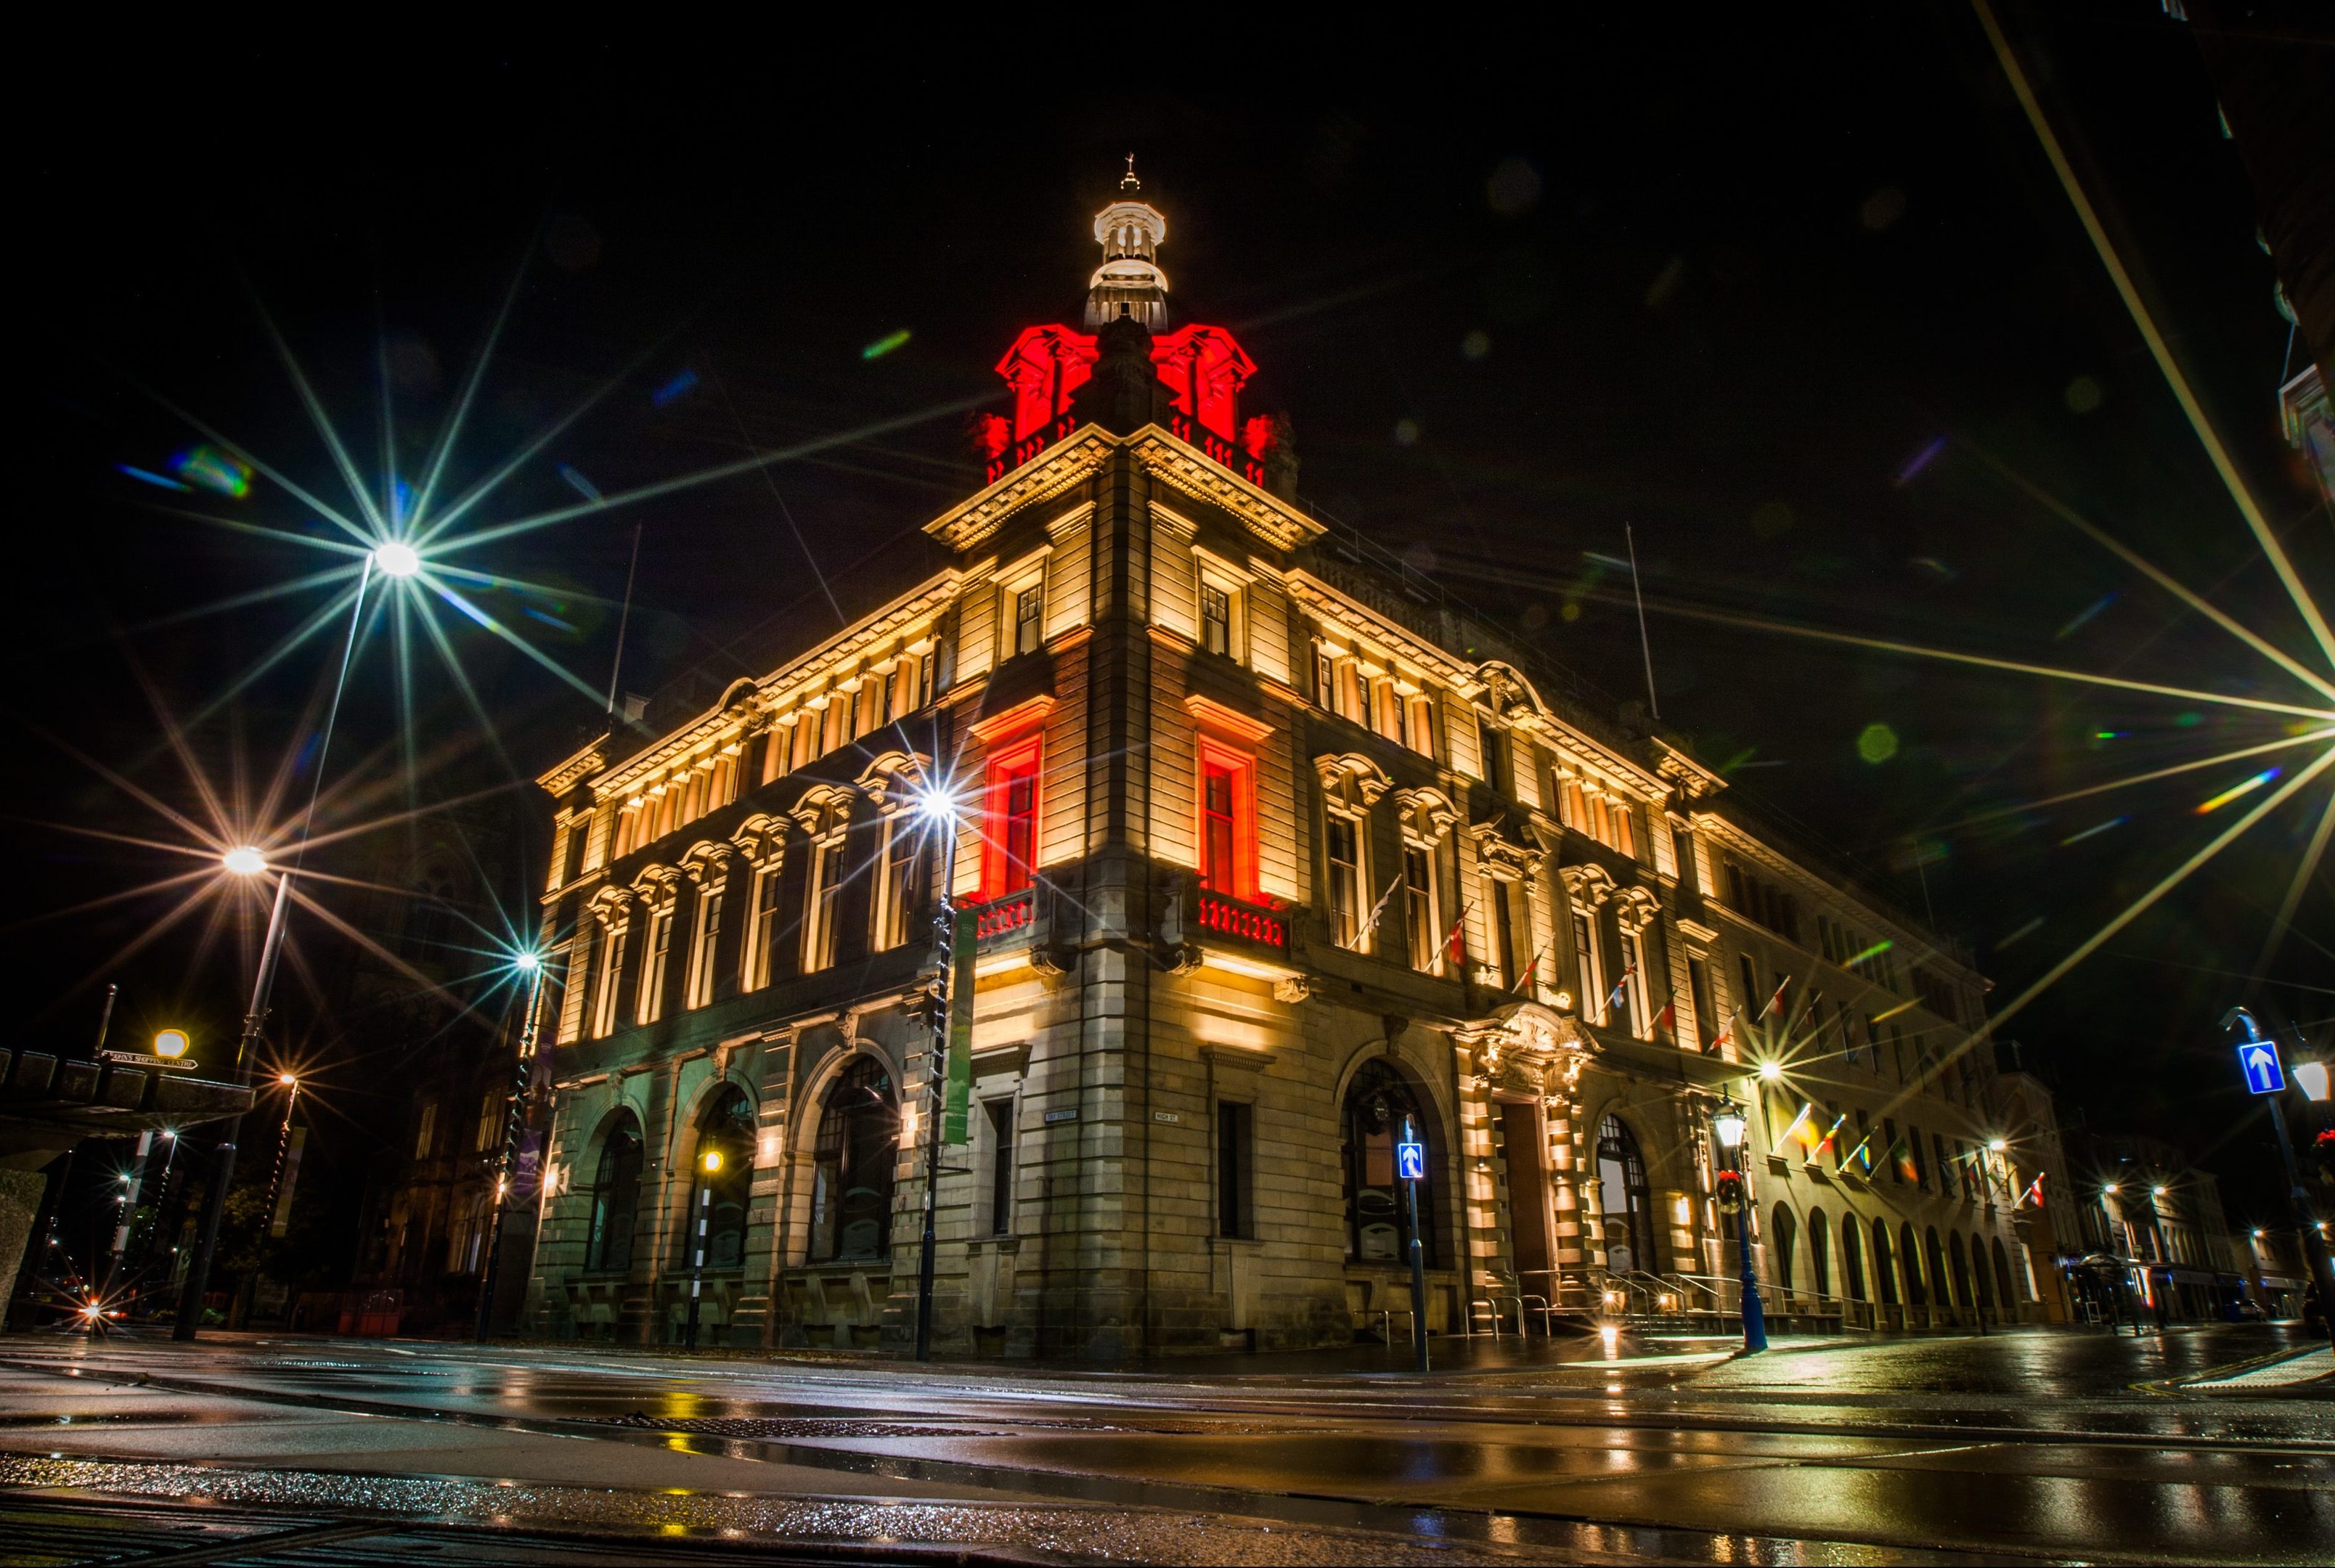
left=0, top=1323, right=2328, bottom=1564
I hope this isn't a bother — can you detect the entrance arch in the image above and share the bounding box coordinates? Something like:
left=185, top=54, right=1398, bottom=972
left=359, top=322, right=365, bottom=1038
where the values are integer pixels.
left=810, top=1056, right=899, bottom=1262
left=1808, top=1209, right=1833, bottom=1298
left=1842, top=1215, right=1867, bottom=1302
left=1872, top=1220, right=1899, bottom=1306
left=1770, top=1203, right=1799, bottom=1300
left=1342, top=1059, right=1440, bottom=1266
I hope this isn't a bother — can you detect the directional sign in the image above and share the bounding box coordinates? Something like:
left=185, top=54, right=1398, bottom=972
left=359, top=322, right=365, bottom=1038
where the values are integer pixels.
left=1395, top=1140, right=1427, bottom=1182
left=2238, top=1040, right=2286, bottom=1096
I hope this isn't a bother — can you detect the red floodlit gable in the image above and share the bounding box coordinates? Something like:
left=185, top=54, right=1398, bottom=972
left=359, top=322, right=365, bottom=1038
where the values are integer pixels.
left=995, top=325, right=1098, bottom=443
left=1152, top=324, right=1255, bottom=444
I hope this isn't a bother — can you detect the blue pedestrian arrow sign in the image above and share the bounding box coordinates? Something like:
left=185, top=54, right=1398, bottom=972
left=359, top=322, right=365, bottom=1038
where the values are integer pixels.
left=2238, top=1040, right=2285, bottom=1095
left=1395, top=1141, right=1427, bottom=1182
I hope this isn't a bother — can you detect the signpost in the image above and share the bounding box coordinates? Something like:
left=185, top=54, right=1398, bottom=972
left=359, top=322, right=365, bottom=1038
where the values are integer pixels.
left=1398, top=1119, right=1429, bottom=1373
left=2225, top=1008, right=2335, bottom=1353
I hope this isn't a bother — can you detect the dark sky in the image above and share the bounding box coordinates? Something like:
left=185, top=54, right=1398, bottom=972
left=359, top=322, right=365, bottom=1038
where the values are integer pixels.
left=18, top=6, right=2334, bottom=1219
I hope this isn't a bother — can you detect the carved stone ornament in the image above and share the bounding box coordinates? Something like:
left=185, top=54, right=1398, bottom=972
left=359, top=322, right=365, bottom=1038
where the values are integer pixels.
left=1273, top=975, right=1312, bottom=1005
left=1558, top=862, right=1616, bottom=908
left=1451, top=1000, right=1594, bottom=1077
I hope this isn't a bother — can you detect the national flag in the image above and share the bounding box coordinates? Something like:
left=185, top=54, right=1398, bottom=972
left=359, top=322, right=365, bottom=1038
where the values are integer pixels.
left=2018, top=1171, right=2046, bottom=1209
left=1605, top=963, right=1638, bottom=1018
left=1711, top=1008, right=1743, bottom=1052
left=1510, top=945, right=1550, bottom=995
left=1842, top=1127, right=1878, bottom=1170
left=1794, top=987, right=1825, bottom=1033
left=1352, top=873, right=1403, bottom=949
left=1442, top=902, right=1472, bottom=965
left=1653, top=1000, right=1676, bottom=1038
left=1888, top=1137, right=1918, bottom=1184
left=1814, top=1112, right=1848, bottom=1159
left=1764, top=975, right=1793, bottom=1018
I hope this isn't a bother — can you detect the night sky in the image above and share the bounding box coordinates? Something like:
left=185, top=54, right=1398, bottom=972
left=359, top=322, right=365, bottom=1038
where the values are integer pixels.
left=19, top=7, right=2333, bottom=1225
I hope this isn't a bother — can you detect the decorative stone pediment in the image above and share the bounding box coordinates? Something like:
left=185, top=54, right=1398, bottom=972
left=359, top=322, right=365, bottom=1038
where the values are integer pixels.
left=1612, top=884, right=1660, bottom=933
left=679, top=841, right=735, bottom=884
left=730, top=813, right=787, bottom=870
left=1315, top=752, right=1393, bottom=809
left=1559, top=862, right=1616, bottom=908
left=1393, top=785, right=1461, bottom=845
left=1449, top=1000, right=1594, bottom=1092
left=856, top=750, right=933, bottom=817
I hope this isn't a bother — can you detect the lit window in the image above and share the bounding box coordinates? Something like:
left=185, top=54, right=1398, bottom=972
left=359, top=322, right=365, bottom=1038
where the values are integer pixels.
left=1314, top=645, right=1335, bottom=709
left=1403, top=845, right=1437, bottom=973
left=1621, top=926, right=1652, bottom=1037
left=637, top=907, right=673, bottom=1024
left=414, top=1102, right=438, bottom=1159
left=1578, top=909, right=1607, bottom=1021
left=877, top=818, right=924, bottom=950
left=1478, top=717, right=1509, bottom=791
left=1014, top=583, right=1043, bottom=656
left=1486, top=874, right=1518, bottom=987
left=985, top=740, right=1043, bottom=896
left=590, top=922, right=627, bottom=1038
left=1202, top=764, right=1236, bottom=891
left=804, top=831, right=844, bottom=971
left=744, top=864, right=783, bottom=990
left=1326, top=814, right=1361, bottom=947
left=684, top=883, right=724, bottom=1010
left=1200, top=582, right=1232, bottom=657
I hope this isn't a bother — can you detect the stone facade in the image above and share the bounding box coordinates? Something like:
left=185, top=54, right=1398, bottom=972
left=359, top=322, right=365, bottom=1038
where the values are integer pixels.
left=519, top=187, right=2051, bottom=1357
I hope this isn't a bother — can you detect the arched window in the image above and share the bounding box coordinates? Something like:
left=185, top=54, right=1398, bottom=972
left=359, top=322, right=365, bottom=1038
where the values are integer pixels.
left=1992, top=1237, right=2019, bottom=1313
left=1808, top=1208, right=1832, bottom=1298
left=1873, top=1219, right=1899, bottom=1306
left=1342, top=1060, right=1438, bottom=1266
left=690, top=1087, right=756, bottom=1270
left=811, top=1057, right=898, bottom=1262
left=1596, top=1115, right=1653, bottom=1275
left=1924, top=1226, right=1951, bottom=1310
left=1771, top=1203, right=1798, bottom=1296
left=1949, top=1230, right=1974, bottom=1311
left=1842, top=1215, right=1867, bottom=1302
left=586, top=1114, right=645, bottom=1274
left=1899, top=1221, right=1926, bottom=1304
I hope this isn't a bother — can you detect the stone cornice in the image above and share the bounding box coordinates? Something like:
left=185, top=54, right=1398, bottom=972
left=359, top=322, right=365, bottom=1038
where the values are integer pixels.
left=924, top=427, right=1115, bottom=552
left=1129, top=429, right=1324, bottom=552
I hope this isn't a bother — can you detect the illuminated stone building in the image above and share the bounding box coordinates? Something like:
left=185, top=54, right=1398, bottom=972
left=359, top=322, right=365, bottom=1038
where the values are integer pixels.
left=521, top=176, right=2047, bottom=1355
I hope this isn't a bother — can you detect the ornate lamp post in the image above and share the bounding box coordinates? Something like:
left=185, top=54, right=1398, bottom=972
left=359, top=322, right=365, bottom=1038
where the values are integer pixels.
left=473, top=947, right=550, bottom=1341
left=1711, top=1092, right=1767, bottom=1353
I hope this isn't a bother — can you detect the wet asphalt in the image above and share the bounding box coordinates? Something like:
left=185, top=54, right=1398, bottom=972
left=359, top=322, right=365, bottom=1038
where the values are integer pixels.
left=0, top=1323, right=2326, bottom=1564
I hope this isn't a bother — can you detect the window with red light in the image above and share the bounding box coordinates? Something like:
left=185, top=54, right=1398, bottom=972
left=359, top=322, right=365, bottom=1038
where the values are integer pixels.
left=983, top=739, right=1042, bottom=896
left=1196, top=743, right=1255, bottom=900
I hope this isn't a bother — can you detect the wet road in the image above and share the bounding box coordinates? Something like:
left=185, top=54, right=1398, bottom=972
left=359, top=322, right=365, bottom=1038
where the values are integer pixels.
left=0, top=1326, right=2326, bottom=1564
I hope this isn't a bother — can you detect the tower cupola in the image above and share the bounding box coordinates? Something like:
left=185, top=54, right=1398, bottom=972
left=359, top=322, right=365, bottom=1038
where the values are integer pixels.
left=1084, top=157, right=1170, bottom=329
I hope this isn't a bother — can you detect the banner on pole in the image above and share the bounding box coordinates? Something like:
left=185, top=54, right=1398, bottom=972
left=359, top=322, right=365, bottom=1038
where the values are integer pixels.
left=945, top=908, right=976, bottom=1145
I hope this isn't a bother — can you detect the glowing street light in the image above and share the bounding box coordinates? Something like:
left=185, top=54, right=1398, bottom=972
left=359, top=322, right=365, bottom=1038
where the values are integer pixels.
left=276, top=1072, right=298, bottom=1087
left=512, top=950, right=542, bottom=973
left=681, top=1143, right=730, bottom=1349
left=912, top=773, right=969, bottom=1363
left=1708, top=1091, right=1766, bottom=1354
left=2295, top=1060, right=2331, bottom=1103
left=1987, top=1138, right=2008, bottom=1153
left=152, top=1029, right=190, bottom=1061
left=2151, top=1185, right=2168, bottom=1200
left=221, top=846, right=268, bottom=877
left=372, top=540, right=423, bottom=578
left=1757, top=1060, right=1782, bottom=1082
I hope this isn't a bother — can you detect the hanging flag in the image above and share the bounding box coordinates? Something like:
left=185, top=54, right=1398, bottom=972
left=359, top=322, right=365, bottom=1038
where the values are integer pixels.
left=1813, top=1112, right=1848, bottom=1161
left=1511, top=944, right=1551, bottom=995
left=1842, top=1127, right=1878, bottom=1171
left=2018, top=1171, right=2047, bottom=1209
left=1794, top=987, right=1825, bottom=1033
left=1889, top=1137, right=1919, bottom=1184
left=1605, top=962, right=1637, bottom=1018
left=1352, top=873, right=1404, bottom=949
left=1764, top=975, right=1793, bottom=1018
left=1711, top=1008, right=1743, bottom=1052
left=1653, top=1000, right=1676, bottom=1038
left=1443, top=901, right=1472, bottom=965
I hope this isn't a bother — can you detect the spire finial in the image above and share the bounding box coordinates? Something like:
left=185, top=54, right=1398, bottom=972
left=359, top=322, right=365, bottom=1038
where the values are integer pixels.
left=1122, top=152, right=1139, bottom=191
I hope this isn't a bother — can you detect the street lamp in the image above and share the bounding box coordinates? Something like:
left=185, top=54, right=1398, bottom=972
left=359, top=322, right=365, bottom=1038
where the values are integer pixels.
left=221, top=846, right=267, bottom=878
left=912, top=782, right=963, bottom=1362
left=2295, top=1061, right=2331, bottom=1104
left=1711, top=1091, right=1767, bottom=1353
left=1757, top=1061, right=1782, bottom=1082
left=2223, top=1007, right=2335, bottom=1353
left=153, top=1029, right=190, bottom=1061
left=372, top=540, right=423, bottom=578
left=475, top=944, right=553, bottom=1342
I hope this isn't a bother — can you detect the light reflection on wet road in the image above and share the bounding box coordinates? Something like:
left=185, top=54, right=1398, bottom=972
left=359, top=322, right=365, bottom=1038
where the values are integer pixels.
left=0, top=1326, right=2327, bottom=1564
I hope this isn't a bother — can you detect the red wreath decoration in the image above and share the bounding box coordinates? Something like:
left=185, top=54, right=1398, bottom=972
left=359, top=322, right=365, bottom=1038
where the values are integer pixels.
left=1713, top=1169, right=1748, bottom=1214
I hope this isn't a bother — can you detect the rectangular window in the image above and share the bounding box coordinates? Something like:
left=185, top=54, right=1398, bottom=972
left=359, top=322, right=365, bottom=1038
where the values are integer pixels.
left=805, top=836, right=843, bottom=971
left=684, top=886, right=723, bottom=1010
left=1672, top=827, right=1697, bottom=894
left=1478, top=717, right=1508, bottom=791
left=1689, top=957, right=1715, bottom=1050
left=1623, top=926, right=1652, bottom=1037
left=1217, top=1101, right=1253, bottom=1239
left=1488, top=875, right=1517, bottom=987
left=637, top=908, right=672, bottom=1024
left=1576, top=909, right=1605, bottom=1020
left=1201, top=762, right=1237, bottom=893
left=1313, top=643, right=1334, bottom=709
left=590, top=924, right=626, bottom=1038
left=1885, top=1117, right=1904, bottom=1184
left=985, top=1098, right=1015, bottom=1235
left=475, top=1090, right=501, bottom=1152
left=1403, top=845, right=1436, bottom=972
left=1014, top=583, right=1043, bottom=656
left=1735, top=952, right=1759, bottom=1025
left=879, top=822, right=921, bottom=950
left=1353, top=667, right=1373, bottom=730
left=746, top=865, right=782, bottom=989
left=982, top=739, right=1043, bottom=897
left=415, top=1102, right=438, bottom=1159
left=1326, top=814, right=1361, bottom=947
left=1200, top=581, right=1231, bottom=656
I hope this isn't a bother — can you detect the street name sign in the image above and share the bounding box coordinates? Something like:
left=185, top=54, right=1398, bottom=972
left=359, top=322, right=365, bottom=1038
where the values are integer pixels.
left=2237, top=1040, right=2285, bottom=1095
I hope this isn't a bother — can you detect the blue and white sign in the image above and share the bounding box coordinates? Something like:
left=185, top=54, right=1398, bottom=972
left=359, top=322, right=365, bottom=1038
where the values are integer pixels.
left=2238, top=1040, right=2286, bottom=1096
left=1395, top=1140, right=1427, bottom=1182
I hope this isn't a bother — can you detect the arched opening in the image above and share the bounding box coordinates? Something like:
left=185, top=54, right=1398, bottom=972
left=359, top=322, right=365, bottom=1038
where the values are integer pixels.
left=1808, top=1209, right=1833, bottom=1298
left=689, top=1086, right=756, bottom=1270
left=1899, top=1222, right=1926, bottom=1305
left=1595, top=1114, right=1654, bottom=1275
left=1770, top=1203, right=1799, bottom=1299
left=1871, top=1220, right=1899, bottom=1306
left=586, top=1114, right=645, bottom=1274
left=1842, top=1215, right=1868, bottom=1302
left=1991, top=1237, right=2019, bottom=1315
left=1924, top=1227, right=1952, bottom=1312
left=811, top=1057, right=899, bottom=1262
left=1343, top=1060, right=1438, bottom=1265
left=1949, top=1230, right=1975, bottom=1312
